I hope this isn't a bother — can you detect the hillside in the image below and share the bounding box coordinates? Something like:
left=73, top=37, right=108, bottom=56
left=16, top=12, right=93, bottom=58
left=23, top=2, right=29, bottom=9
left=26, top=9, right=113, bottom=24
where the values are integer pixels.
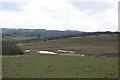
left=2, top=28, right=82, bottom=38
left=19, top=34, right=118, bottom=57
left=2, top=34, right=34, bottom=43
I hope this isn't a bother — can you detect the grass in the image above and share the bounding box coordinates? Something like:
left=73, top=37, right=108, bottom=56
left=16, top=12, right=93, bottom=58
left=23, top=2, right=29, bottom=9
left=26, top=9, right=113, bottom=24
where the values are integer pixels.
left=2, top=55, right=118, bottom=78
left=2, top=34, right=119, bottom=78
left=19, top=34, right=118, bottom=56
left=2, top=35, right=34, bottom=42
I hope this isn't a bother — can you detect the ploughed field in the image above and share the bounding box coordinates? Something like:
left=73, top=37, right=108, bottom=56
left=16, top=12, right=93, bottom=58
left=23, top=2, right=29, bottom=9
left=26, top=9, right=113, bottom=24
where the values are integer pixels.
left=2, top=34, right=119, bottom=78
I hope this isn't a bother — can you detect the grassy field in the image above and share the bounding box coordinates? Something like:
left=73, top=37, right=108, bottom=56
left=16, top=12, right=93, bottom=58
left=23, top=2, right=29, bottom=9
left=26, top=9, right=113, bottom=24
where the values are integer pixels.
left=2, top=35, right=34, bottom=42
left=2, top=55, right=118, bottom=78
left=2, top=34, right=119, bottom=78
left=19, top=34, right=118, bottom=56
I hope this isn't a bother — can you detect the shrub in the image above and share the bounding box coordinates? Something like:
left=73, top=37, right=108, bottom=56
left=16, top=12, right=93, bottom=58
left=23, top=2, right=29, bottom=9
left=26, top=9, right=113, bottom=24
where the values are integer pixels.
left=2, top=41, right=24, bottom=55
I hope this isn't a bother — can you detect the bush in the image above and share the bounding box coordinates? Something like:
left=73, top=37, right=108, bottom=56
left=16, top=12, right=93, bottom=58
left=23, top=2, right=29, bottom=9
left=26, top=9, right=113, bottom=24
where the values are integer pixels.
left=2, top=41, right=24, bottom=55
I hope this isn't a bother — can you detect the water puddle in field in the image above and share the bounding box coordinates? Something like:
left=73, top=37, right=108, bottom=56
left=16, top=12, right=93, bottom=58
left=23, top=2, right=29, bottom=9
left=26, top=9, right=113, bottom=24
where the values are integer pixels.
left=2, top=50, right=85, bottom=57
left=57, top=50, right=74, bottom=53
left=57, top=49, right=85, bottom=57
left=36, top=50, right=85, bottom=57
left=37, top=51, right=57, bottom=54
left=24, top=50, right=31, bottom=53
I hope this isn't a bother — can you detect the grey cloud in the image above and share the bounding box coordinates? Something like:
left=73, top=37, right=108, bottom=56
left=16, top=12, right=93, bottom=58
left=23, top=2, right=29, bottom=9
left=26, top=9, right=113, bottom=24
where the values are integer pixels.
left=70, top=2, right=112, bottom=13
left=0, top=2, right=25, bottom=11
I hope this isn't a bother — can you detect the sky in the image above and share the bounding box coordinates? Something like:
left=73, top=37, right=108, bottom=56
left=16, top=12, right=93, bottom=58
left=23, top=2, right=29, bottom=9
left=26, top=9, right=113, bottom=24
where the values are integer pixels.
left=0, top=0, right=119, bottom=32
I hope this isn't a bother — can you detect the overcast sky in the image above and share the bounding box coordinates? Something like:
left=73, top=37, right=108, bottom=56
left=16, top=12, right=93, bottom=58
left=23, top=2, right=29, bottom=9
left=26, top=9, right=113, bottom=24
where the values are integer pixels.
left=0, top=0, right=118, bottom=32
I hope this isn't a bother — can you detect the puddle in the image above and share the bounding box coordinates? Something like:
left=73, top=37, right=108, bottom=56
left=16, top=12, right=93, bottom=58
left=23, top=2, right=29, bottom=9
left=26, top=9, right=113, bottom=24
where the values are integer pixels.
left=37, top=51, right=57, bottom=54
left=57, top=50, right=74, bottom=53
left=24, top=50, right=31, bottom=53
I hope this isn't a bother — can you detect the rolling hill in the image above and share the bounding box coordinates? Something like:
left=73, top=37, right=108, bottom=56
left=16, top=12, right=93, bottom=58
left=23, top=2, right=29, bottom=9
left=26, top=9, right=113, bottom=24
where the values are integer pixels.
left=19, top=34, right=118, bottom=57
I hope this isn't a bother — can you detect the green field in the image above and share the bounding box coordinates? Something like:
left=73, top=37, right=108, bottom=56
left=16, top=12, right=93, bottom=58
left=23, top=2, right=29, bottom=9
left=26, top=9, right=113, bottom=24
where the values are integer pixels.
left=2, top=55, right=118, bottom=78
left=2, top=34, right=119, bottom=78
left=2, top=35, right=34, bottom=42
